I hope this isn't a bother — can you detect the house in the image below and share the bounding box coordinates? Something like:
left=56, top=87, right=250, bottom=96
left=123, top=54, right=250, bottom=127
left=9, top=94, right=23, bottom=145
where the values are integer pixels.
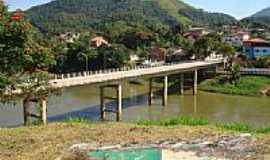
left=59, top=32, right=80, bottom=43
left=149, top=48, right=167, bottom=62
left=166, top=48, right=190, bottom=62
left=184, top=27, right=209, bottom=41
left=90, top=36, right=109, bottom=48
left=222, top=25, right=243, bottom=34
left=223, top=31, right=250, bottom=46
left=243, top=38, right=270, bottom=59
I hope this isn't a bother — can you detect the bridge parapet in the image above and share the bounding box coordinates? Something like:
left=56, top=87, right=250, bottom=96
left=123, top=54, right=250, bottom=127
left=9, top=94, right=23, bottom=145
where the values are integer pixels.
left=50, top=59, right=225, bottom=88
left=52, top=59, right=225, bottom=81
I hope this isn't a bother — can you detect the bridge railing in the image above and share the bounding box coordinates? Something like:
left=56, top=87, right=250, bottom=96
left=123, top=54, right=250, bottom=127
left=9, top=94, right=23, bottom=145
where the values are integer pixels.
left=51, top=58, right=225, bottom=80
left=240, top=68, right=270, bottom=75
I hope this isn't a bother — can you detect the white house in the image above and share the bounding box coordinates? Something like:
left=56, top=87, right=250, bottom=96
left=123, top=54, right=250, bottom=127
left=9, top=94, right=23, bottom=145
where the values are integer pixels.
left=223, top=31, right=250, bottom=46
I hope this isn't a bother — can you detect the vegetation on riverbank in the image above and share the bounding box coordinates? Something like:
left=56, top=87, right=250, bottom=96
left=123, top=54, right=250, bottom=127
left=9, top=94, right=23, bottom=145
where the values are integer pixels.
left=137, top=116, right=270, bottom=134
left=199, top=76, right=270, bottom=96
left=1, top=121, right=270, bottom=160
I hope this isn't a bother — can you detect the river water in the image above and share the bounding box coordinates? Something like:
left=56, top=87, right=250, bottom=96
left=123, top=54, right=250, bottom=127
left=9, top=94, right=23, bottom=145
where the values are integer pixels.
left=1, top=80, right=270, bottom=128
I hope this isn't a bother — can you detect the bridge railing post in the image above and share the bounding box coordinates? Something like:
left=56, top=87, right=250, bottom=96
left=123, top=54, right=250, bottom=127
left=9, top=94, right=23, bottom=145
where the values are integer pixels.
left=193, top=69, right=198, bottom=95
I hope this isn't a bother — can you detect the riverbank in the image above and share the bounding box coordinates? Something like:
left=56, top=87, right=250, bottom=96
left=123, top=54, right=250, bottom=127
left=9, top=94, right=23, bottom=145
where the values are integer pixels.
left=1, top=121, right=270, bottom=160
left=199, top=76, right=270, bottom=96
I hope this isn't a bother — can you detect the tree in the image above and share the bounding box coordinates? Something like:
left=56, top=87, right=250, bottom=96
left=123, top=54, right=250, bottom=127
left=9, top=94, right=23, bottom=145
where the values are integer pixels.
left=0, top=3, right=55, bottom=101
left=95, top=44, right=129, bottom=69
left=230, top=64, right=241, bottom=85
left=192, top=33, right=224, bottom=60
left=218, top=43, right=236, bottom=69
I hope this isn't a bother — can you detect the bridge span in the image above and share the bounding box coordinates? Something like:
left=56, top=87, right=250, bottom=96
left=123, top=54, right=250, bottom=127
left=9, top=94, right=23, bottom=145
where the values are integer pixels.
left=23, top=59, right=225, bottom=124
left=50, top=59, right=224, bottom=88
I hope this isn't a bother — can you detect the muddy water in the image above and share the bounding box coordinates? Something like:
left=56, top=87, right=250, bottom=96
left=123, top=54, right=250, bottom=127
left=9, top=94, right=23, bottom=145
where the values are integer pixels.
left=0, top=80, right=270, bottom=127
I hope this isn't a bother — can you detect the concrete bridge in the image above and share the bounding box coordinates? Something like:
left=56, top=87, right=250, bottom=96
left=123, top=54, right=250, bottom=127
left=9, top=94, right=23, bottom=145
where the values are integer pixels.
left=23, top=59, right=225, bottom=124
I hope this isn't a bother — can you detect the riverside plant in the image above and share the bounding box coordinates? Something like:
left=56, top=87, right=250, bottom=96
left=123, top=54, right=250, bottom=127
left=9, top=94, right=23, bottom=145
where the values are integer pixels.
left=137, top=116, right=270, bottom=134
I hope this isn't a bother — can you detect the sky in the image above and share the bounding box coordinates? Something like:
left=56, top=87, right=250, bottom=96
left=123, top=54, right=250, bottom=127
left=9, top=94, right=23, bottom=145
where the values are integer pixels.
left=5, top=0, right=270, bottom=19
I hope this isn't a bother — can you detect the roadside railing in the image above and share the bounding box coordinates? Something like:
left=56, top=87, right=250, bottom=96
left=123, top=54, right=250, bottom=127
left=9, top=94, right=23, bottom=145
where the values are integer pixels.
left=240, top=68, right=270, bottom=75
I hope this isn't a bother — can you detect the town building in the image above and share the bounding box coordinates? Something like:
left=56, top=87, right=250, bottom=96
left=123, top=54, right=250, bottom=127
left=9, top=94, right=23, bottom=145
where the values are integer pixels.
left=243, top=38, right=270, bottom=59
left=223, top=31, right=250, bottom=46
left=59, top=32, right=80, bottom=43
left=184, top=27, right=209, bottom=41
left=90, top=36, right=109, bottom=48
left=149, top=48, right=167, bottom=62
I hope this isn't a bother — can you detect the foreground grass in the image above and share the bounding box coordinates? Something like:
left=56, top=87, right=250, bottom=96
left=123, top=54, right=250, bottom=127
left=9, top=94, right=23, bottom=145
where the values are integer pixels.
left=199, top=76, right=270, bottom=96
left=137, top=116, right=270, bottom=134
left=1, top=117, right=270, bottom=160
left=0, top=122, right=226, bottom=160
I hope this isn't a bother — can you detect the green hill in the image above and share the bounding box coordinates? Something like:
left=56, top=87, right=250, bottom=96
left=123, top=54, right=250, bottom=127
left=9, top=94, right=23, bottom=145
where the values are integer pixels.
left=26, top=0, right=236, bottom=34
left=242, top=7, right=270, bottom=27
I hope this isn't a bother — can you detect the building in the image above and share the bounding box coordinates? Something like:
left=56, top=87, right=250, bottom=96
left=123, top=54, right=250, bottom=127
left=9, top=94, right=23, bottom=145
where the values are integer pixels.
left=59, top=32, right=80, bottom=43
left=90, top=36, right=109, bottom=48
left=149, top=48, right=167, bottom=62
left=243, top=38, right=270, bottom=59
left=166, top=48, right=190, bottom=62
left=184, top=27, right=209, bottom=41
left=223, top=31, right=250, bottom=46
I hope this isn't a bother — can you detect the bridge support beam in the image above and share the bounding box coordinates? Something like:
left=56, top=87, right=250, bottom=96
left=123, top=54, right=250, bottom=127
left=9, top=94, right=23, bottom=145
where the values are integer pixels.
left=39, top=97, right=47, bottom=125
left=193, top=69, right=198, bottom=95
left=23, top=97, right=47, bottom=125
left=23, top=97, right=31, bottom=125
left=100, top=87, right=106, bottom=120
left=116, top=84, right=122, bottom=121
left=100, top=84, right=122, bottom=121
left=148, top=78, right=153, bottom=106
left=179, top=73, right=184, bottom=95
left=162, top=75, right=168, bottom=106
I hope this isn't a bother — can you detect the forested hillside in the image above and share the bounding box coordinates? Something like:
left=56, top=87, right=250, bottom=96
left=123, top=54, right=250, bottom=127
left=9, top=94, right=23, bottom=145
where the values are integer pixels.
left=26, top=0, right=236, bottom=34
left=179, top=8, right=237, bottom=26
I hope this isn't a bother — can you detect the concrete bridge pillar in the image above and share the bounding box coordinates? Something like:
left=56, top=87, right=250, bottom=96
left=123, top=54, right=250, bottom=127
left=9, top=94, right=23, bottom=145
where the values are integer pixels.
left=39, top=97, right=47, bottom=125
left=193, top=69, right=198, bottom=95
left=23, top=97, right=31, bottom=125
left=179, top=73, right=184, bottom=95
left=148, top=78, right=153, bottom=106
left=23, top=96, right=47, bottom=125
left=162, top=75, right=168, bottom=106
left=100, top=84, right=123, bottom=121
left=116, top=84, right=122, bottom=121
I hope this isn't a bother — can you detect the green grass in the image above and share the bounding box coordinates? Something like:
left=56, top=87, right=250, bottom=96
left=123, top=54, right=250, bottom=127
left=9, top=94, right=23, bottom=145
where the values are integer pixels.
left=65, top=117, right=92, bottom=123
left=199, top=76, right=270, bottom=96
left=137, top=116, right=209, bottom=126
left=137, top=116, right=270, bottom=134
left=217, top=122, right=270, bottom=134
left=216, top=122, right=252, bottom=133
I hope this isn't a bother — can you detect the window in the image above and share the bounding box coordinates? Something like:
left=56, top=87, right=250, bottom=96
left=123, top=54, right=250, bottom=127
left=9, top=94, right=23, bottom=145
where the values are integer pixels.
left=245, top=49, right=250, bottom=52
left=256, top=49, right=260, bottom=52
left=263, top=49, right=267, bottom=53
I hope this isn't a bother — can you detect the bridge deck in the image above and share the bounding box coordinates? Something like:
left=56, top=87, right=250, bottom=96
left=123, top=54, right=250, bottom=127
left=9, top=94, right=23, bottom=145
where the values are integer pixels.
left=50, top=59, right=224, bottom=88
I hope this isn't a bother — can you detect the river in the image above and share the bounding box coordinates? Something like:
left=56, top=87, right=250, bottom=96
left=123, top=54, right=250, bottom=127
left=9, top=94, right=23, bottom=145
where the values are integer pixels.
left=0, top=80, right=270, bottom=128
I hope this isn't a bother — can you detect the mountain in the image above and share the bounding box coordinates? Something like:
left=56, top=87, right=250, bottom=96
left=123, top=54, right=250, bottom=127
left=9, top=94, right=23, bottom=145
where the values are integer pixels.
left=26, top=0, right=237, bottom=34
left=179, top=8, right=237, bottom=26
left=242, top=7, right=270, bottom=26
left=251, top=7, right=270, bottom=18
